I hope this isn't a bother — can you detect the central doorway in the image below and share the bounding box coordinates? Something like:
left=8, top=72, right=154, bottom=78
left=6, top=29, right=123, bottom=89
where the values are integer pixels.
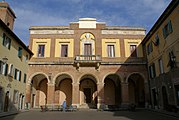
left=84, top=88, right=92, bottom=103
left=79, top=75, right=97, bottom=109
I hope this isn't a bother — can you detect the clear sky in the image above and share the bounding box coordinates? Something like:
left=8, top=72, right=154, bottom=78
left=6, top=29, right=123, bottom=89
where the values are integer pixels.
left=6, top=0, right=171, bottom=45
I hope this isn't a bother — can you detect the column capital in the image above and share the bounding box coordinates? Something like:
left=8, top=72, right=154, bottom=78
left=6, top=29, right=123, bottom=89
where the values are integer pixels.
left=47, top=83, right=55, bottom=86
left=72, top=82, right=80, bottom=85
left=97, top=82, right=104, bottom=86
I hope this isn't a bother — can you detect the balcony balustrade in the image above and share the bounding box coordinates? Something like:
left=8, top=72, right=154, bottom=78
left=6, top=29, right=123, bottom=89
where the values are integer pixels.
left=74, top=55, right=102, bottom=63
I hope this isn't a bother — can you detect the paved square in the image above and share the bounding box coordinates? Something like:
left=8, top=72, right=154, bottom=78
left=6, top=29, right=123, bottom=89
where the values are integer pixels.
left=0, top=109, right=178, bottom=120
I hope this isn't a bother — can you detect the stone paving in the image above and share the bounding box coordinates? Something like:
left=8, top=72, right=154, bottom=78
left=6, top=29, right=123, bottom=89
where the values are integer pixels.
left=0, top=109, right=178, bottom=120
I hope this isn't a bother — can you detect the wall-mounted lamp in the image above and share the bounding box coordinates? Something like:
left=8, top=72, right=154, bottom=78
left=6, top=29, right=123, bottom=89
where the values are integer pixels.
left=2, top=56, right=8, bottom=63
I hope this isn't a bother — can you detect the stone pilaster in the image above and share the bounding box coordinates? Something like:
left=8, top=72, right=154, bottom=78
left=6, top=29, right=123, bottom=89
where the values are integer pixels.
left=47, top=83, right=55, bottom=105
left=72, top=83, right=79, bottom=107
left=97, top=82, right=104, bottom=109
left=121, top=82, right=129, bottom=106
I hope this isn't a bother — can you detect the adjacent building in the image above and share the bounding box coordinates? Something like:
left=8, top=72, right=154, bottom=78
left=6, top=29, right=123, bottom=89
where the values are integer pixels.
left=27, top=18, right=149, bottom=109
left=142, top=0, right=179, bottom=110
left=0, top=1, right=33, bottom=113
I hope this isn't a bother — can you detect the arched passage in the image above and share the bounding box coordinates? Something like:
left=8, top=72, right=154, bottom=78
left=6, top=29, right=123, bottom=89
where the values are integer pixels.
left=55, top=74, right=72, bottom=106
left=79, top=74, right=97, bottom=108
left=30, top=73, right=48, bottom=108
left=128, top=73, right=145, bottom=107
left=104, top=74, right=121, bottom=106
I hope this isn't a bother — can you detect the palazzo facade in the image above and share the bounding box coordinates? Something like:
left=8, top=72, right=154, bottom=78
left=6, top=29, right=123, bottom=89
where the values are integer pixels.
left=26, top=18, right=149, bottom=109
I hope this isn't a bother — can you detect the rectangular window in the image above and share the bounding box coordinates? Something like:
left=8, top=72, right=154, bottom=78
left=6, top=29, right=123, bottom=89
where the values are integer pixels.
left=147, top=42, right=153, bottom=55
left=8, top=64, right=13, bottom=76
left=13, top=90, right=19, bottom=104
left=18, top=47, right=22, bottom=58
left=107, top=45, right=115, bottom=57
left=14, top=68, right=21, bottom=81
left=130, top=45, right=137, bottom=57
left=2, top=33, right=11, bottom=49
left=24, top=74, right=27, bottom=83
left=25, top=55, right=29, bottom=61
left=61, top=45, right=68, bottom=57
left=149, top=63, right=156, bottom=79
left=158, top=58, right=164, bottom=74
left=38, top=45, right=45, bottom=57
left=0, top=62, right=8, bottom=76
left=154, top=34, right=160, bottom=46
left=162, top=20, right=173, bottom=39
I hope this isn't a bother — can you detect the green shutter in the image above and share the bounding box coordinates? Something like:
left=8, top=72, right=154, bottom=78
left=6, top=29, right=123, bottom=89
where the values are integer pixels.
left=8, top=38, right=11, bottom=49
left=18, top=47, right=22, bottom=58
left=162, top=28, right=167, bottom=39
left=168, top=20, right=173, bottom=33
left=2, top=33, right=6, bottom=46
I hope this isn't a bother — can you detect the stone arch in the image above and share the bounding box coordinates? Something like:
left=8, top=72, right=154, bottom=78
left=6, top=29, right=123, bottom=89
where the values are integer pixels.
left=126, top=72, right=146, bottom=83
left=53, top=72, right=74, bottom=84
left=127, top=72, right=145, bottom=107
left=103, top=73, right=122, bottom=106
left=102, top=72, right=122, bottom=84
left=79, top=74, right=98, bottom=108
left=54, top=73, right=73, bottom=106
left=78, top=73, right=98, bottom=84
left=28, top=72, right=50, bottom=84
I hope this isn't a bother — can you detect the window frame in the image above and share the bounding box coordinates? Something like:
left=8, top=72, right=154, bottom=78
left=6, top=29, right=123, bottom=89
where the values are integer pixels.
left=37, top=45, right=45, bottom=57
left=107, top=44, right=115, bottom=57
left=61, top=44, right=68, bottom=57
left=2, top=33, right=11, bottom=50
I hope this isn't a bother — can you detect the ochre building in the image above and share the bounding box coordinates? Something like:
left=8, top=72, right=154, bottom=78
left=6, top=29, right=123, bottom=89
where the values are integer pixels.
left=142, top=0, right=179, bottom=110
left=0, top=1, right=33, bottom=113
left=27, top=18, right=149, bottom=109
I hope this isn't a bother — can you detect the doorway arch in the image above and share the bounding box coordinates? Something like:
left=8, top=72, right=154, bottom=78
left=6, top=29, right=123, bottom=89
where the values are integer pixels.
left=104, top=74, right=121, bottom=106
left=127, top=73, right=145, bottom=107
left=79, top=74, right=97, bottom=108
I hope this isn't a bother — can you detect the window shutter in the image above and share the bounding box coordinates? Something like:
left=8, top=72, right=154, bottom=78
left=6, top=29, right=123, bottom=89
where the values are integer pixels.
left=14, top=69, right=17, bottom=80
left=2, top=33, right=6, bottom=46
left=168, top=20, right=173, bottom=34
left=5, top=64, right=8, bottom=76
left=162, top=28, right=166, bottom=39
left=18, top=47, right=22, bottom=58
left=8, top=38, right=11, bottom=49
left=19, top=71, right=21, bottom=81
left=0, top=61, right=3, bottom=74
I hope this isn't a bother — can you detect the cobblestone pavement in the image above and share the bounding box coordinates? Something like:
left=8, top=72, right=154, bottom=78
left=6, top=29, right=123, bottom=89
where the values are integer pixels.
left=0, top=109, right=178, bottom=120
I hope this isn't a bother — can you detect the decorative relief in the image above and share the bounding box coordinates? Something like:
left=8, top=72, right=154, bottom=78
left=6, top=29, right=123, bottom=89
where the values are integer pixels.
left=101, top=30, right=145, bottom=35
left=30, top=30, right=74, bottom=34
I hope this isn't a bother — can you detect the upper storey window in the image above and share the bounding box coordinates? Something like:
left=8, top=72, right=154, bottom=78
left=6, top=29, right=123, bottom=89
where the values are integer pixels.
left=80, top=33, right=95, bottom=55
left=130, top=45, right=137, bottom=57
left=61, top=45, right=68, bottom=57
left=107, top=45, right=115, bottom=57
left=147, top=42, right=153, bottom=55
left=2, top=33, right=11, bottom=50
left=38, top=45, right=45, bottom=57
left=162, top=20, right=173, bottom=39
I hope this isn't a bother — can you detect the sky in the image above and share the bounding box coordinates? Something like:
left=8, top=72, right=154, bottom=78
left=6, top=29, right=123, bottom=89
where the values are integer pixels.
left=6, top=0, right=171, bottom=45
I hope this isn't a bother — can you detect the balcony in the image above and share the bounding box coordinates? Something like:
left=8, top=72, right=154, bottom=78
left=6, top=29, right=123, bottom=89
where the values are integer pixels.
left=74, top=55, right=102, bottom=63
left=74, top=55, right=101, bottom=70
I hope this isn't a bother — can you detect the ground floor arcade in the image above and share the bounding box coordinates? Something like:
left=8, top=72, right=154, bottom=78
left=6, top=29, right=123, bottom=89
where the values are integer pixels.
left=26, top=65, right=149, bottom=109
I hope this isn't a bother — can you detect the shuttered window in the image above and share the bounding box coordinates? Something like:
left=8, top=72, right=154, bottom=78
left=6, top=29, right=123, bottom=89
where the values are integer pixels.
left=162, top=20, right=173, bottom=39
